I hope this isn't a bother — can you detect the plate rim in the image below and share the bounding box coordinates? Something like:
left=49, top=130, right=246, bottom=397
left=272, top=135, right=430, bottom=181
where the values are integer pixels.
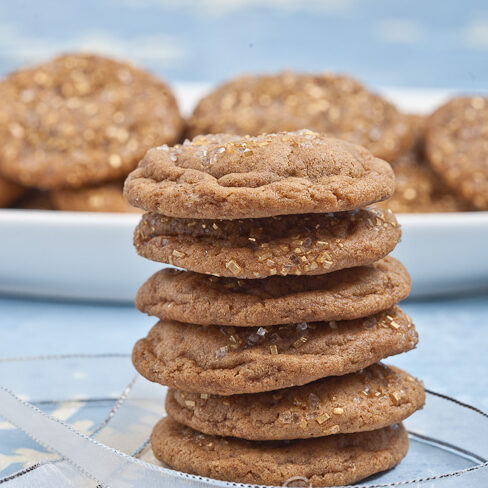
left=1, top=207, right=488, bottom=227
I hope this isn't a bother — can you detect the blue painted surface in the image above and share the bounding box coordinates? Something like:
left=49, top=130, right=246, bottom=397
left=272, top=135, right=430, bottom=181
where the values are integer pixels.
left=0, top=294, right=487, bottom=411
left=1, top=0, right=488, bottom=90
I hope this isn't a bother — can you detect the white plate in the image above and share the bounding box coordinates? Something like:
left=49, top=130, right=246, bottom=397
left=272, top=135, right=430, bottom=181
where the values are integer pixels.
left=1, top=86, right=487, bottom=302
left=1, top=209, right=487, bottom=301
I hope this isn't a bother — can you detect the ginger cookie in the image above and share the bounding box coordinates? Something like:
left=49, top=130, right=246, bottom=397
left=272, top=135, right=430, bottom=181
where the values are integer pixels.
left=136, top=257, right=410, bottom=326
left=151, top=417, right=408, bottom=487
left=378, top=115, right=472, bottom=213
left=0, top=53, right=184, bottom=189
left=15, top=190, right=54, bottom=210
left=124, top=131, right=395, bottom=219
left=132, top=306, right=418, bottom=395
left=426, top=96, right=488, bottom=210
left=378, top=152, right=472, bottom=213
left=166, top=363, right=424, bottom=440
left=187, top=72, right=413, bottom=161
left=0, top=177, right=25, bottom=207
left=133, top=208, right=401, bottom=278
left=51, top=181, right=141, bottom=213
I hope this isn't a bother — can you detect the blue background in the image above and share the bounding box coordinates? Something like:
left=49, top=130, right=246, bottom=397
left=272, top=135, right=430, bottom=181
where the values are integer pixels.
left=1, top=0, right=488, bottom=90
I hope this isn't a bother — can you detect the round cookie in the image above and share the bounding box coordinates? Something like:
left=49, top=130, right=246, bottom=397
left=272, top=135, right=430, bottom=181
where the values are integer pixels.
left=166, top=363, right=425, bottom=440
left=151, top=417, right=408, bottom=487
left=132, top=306, right=418, bottom=395
left=136, top=257, right=410, bottom=326
left=187, top=72, right=413, bottom=161
left=378, top=153, right=472, bottom=213
left=0, top=53, right=184, bottom=189
left=426, top=96, right=488, bottom=210
left=51, top=181, right=141, bottom=213
left=124, top=131, right=395, bottom=219
left=0, top=176, right=25, bottom=207
left=378, top=115, right=472, bottom=213
left=133, top=207, right=401, bottom=278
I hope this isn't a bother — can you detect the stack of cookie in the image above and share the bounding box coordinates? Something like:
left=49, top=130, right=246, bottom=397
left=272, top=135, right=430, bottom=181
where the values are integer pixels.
left=125, top=130, right=425, bottom=487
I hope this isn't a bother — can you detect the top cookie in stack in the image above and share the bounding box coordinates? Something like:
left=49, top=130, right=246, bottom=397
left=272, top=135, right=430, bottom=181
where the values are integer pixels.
left=125, top=130, right=424, bottom=487
left=125, top=130, right=395, bottom=219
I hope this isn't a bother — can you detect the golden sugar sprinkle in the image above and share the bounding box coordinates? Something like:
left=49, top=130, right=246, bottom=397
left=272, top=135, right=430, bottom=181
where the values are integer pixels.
left=316, top=412, right=331, bottom=424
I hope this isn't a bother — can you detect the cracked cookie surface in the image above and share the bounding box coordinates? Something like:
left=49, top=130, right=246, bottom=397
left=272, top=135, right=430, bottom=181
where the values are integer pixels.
left=136, top=257, right=410, bottom=326
left=124, top=131, right=395, bottom=219
left=133, top=207, right=401, bottom=278
left=151, top=417, right=408, bottom=487
left=132, top=306, right=418, bottom=395
left=166, top=363, right=424, bottom=440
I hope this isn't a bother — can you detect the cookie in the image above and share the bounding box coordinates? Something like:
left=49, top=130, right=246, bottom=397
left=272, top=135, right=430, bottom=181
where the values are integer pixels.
left=378, top=153, right=472, bottom=213
left=187, top=72, right=413, bottom=161
left=377, top=115, right=472, bottom=213
left=51, top=181, right=141, bottom=213
left=132, top=306, right=418, bottom=395
left=151, top=417, right=408, bottom=487
left=15, top=190, right=54, bottom=210
left=124, top=131, right=395, bottom=219
left=0, top=53, right=184, bottom=189
left=426, top=96, right=488, bottom=209
left=0, top=176, right=25, bottom=207
left=166, top=363, right=424, bottom=440
left=136, top=257, right=410, bottom=326
left=133, top=207, right=401, bottom=278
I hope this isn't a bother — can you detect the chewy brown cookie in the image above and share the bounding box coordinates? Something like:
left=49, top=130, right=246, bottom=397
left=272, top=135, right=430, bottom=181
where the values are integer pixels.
left=378, top=115, right=472, bottom=213
left=15, top=190, right=54, bottom=210
left=151, top=417, right=408, bottom=487
left=136, top=257, right=410, bottom=326
left=0, top=53, right=184, bottom=189
left=132, top=306, right=418, bottom=395
left=187, top=72, right=413, bottom=161
left=124, top=131, right=395, bottom=219
left=378, top=153, right=472, bottom=213
left=166, top=363, right=424, bottom=440
left=426, top=96, right=488, bottom=209
left=51, top=181, right=141, bottom=213
left=133, top=208, right=401, bottom=278
left=0, top=176, right=25, bottom=207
